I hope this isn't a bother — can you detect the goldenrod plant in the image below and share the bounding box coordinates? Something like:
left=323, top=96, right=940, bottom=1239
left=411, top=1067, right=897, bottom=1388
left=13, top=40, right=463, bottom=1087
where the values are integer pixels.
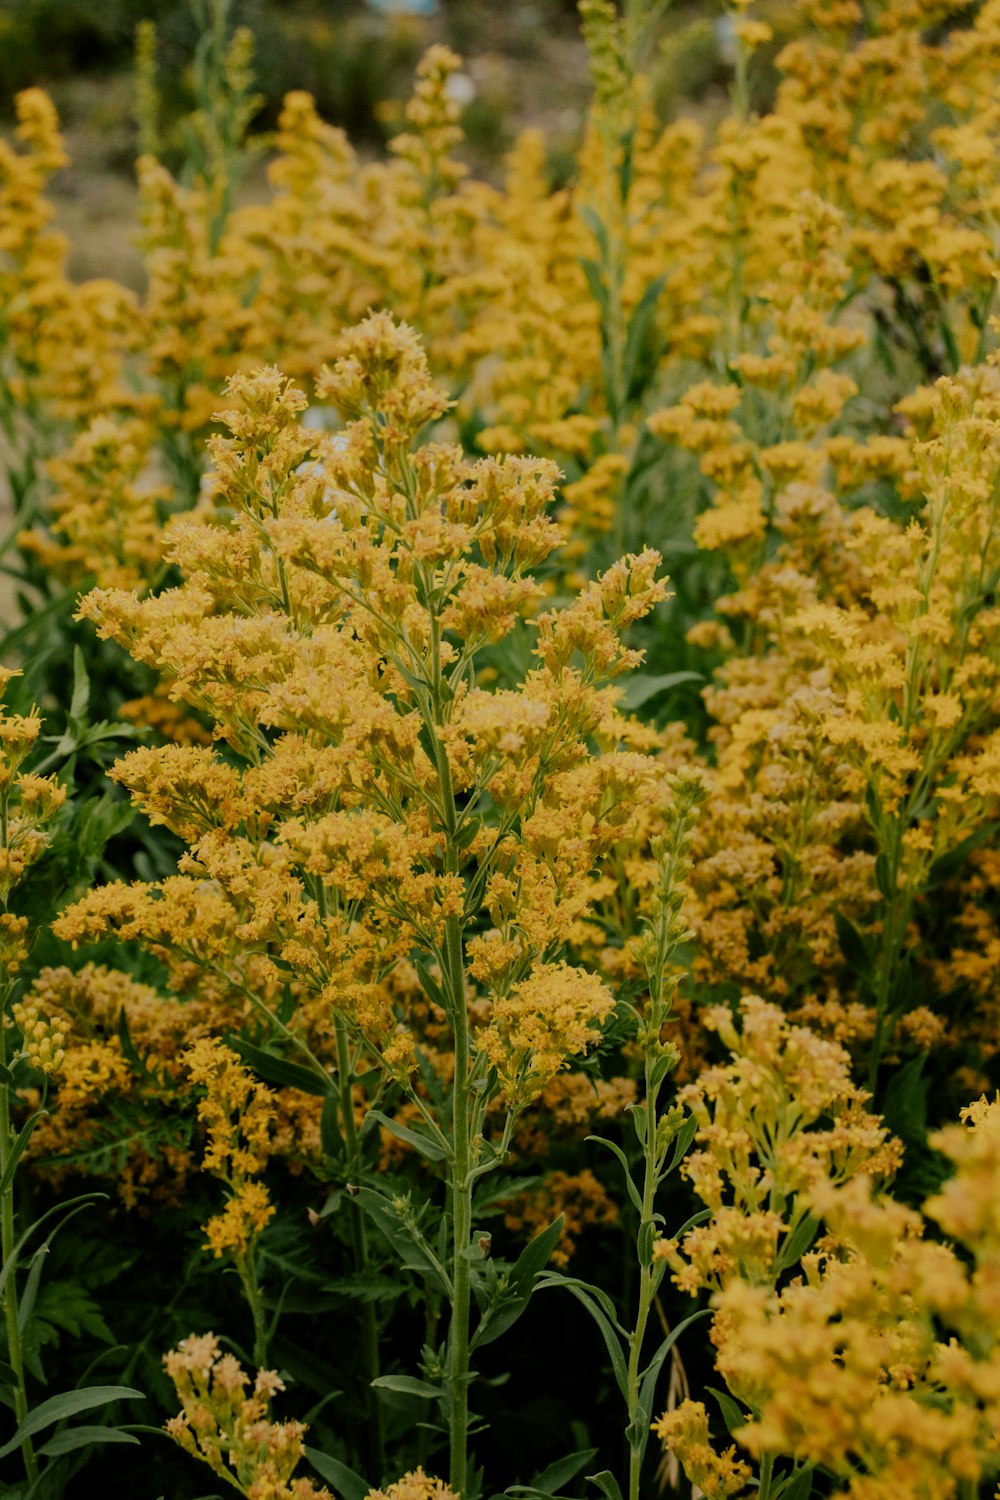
left=1, top=0, right=1000, bottom=1494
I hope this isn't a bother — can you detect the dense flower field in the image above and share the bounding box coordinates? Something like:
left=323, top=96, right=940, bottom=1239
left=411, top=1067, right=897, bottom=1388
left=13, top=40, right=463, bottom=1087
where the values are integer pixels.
left=2, top=0, right=1000, bottom=1496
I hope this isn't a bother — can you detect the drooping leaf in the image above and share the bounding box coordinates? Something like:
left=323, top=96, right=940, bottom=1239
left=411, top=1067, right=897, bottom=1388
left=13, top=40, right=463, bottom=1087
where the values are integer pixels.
left=0, top=1386, right=144, bottom=1460
left=36, top=1424, right=140, bottom=1458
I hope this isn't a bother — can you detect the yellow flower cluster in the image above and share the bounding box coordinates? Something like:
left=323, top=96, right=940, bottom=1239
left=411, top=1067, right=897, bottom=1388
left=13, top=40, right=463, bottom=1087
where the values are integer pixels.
left=660, top=996, right=900, bottom=1296
left=692, top=1096, right=1000, bottom=1500
left=164, top=1333, right=330, bottom=1500
left=54, top=313, right=666, bottom=1115
left=185, top=1038, right=276, bottom=1260
left=363, top=1471, right=459, bottom=1500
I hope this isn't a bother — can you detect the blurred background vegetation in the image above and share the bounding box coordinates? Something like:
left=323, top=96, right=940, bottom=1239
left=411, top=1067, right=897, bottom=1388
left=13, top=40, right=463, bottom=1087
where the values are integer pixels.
left=0, top=0, right=790, bottom=286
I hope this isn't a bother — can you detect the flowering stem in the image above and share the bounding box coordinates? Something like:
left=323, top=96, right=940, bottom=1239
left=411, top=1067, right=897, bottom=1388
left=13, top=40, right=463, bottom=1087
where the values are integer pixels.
left=237, top=1252, right=268, bottom=1371
left=757, top=1451, right=776, bottom=1500
left=624, top=770, right=705, bottom=1500
left=334, top=1014, right=385, bottom=1480
left=444, top=908, right=473, bottom=1496
left=626, top=1114, right=659, bottom=1500
left=866, top=824, right=908, bottom=1096
left=0, top=990, right=39, bottom=1490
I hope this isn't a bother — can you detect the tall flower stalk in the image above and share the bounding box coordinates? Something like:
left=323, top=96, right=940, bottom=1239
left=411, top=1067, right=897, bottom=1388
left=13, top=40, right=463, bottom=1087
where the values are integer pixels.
left=57, top=312, right=669, bottom=1493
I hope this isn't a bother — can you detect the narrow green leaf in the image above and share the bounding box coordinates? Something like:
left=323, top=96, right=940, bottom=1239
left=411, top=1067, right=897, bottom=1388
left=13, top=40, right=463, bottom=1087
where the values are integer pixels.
left=776, top=1465, right=815, bottom=1500
left=622, top=273, right=667, bottom=397
left=0, top=1386, right=144, bottom=1460
left=68, top=646, right=91, bottom=726
left=776, top=1214, right=819, bottom=1273
left=226, top=1036, right=332, bottom=1097
left=509, top=1216, right=565, bottom=1290
left=414, top=960, right=447, bottom=1013
left=0, top=1195, right=102, bottom=1306
left=667, top=1113, right=699, bottom=1173
left=355, top=1187, right=451, bottom=1296
left=834, top=911, right=871, bottom=978
left=586, top=1136, right=642, bottom=1213
left=580, top=258, right=608, bottom=314
left=634, top=1308, right=712, bottom=1465
left=630, top=1104, right=647, bottom=1150
left=928, top=823, right=999, bottom=888
left=304, top=1448, right=369, bottom=1500
left=708, top=1385, right=746, bottom=1438
left=366, top=1110, right=448, bottom=1163
left=36, top=1425, right=140, bottom=1458
left=524, top=1448, right=598, bottom=1496
left=0, top=1110, right=46, bottom=1198
left=371, top=1374, right=440, bottom=1400
left=579, top=205, right=610, bottom=261
left=881, top=1055, right=928, bottom=1144
left=587, top=1470, right=623, bottom=1500
left=537, top=1278, right=628, bottom=1400
left=454, top=818, right=480, bottom=850
left=320, top=1095, right=343, bottom=1160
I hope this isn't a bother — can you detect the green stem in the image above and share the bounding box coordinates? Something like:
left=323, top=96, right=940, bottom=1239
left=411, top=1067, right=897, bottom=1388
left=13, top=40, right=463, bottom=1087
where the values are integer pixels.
left=0, top=1012, right=39, bottom=1489
left=444, top=909, right=473, bottom=1497
left=237, top=1252, right=268, bottom=1371
left=866, top=828, right=908, bottom=1097
left=758, top=1452, right=776, bottom=1500
left=335, top=1014, right=385, bottom=1481
left=629, top=1038, right=659, bottom=1500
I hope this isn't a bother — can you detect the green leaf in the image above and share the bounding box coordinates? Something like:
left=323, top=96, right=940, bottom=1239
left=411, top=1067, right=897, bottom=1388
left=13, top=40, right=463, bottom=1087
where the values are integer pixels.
left=0, top=1386, right=144, bottom=1460
left=586, top=1136, right=642, bottom=1213
left=370, top=1374, right=440, bottom=1400
left=777, top=1466, right=815, bottom=1500
left=304, top=1448, right=369, bottom=1500
left=708, top=1385, right=747, bottom=1438
left=0, top=1195, right=102, bottom=1306
left=834, top=911, right=871, bottom=978
left=36, top=1425, right=140, bottom=1458
left=509, top=1216, right=565, bottom=1291
left=355, top=1187, right=451, bottom=1296
left=414, top=960, right=447, bottom=1013
left=579, top=205, right=610, bottom=261
left=674, top=1207, right=711, bottom=1239
left=522, top=1448, right=598, bottom=1497
left=623, top=273, right=667, bottom=399
left=68, top=646, right=91, bottom=727
left=632, top=1308, right=711, bottom=1461
left=776, top=1213, right=819, bottom=1274
left=0, top=1110, right=47, bottom=1198
left=472, top=1217, right=566, bottom=1351
left=366, top=1109, right=448, bottom=1163
left=667, top=1113, right=699, bottom=1173
left=536, top=1275, right=628, bottom=1400
left=630, top=1103, right=647, bottom=1150
left=226, top=1037, right=332, bottom=1096
left=927, top=822, right=1000, bottom=888
left=320, top=1095, right=343, bottom=1159
left=580, top=258, right=608, bottom=315
left=636, top=1218, right=657, bottom=1268
left=454, top=818, right=480, bottom=850
left=417, top=721, right=439, bottom=767
left=881, top=1054, right=928, bottom=1144
left=587, top=1471, right=623, bottom=1500
left=620, top=671, right=703, bottom=712
left=874, top=852, right=895, bottom=901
